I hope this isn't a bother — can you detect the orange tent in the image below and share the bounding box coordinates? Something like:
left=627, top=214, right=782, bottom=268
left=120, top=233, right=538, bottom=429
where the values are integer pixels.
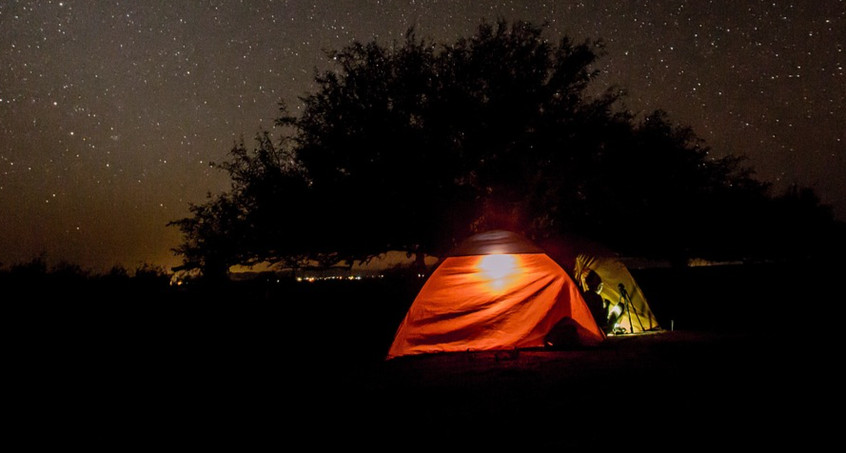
left=387, top=231, right=605, bottom=359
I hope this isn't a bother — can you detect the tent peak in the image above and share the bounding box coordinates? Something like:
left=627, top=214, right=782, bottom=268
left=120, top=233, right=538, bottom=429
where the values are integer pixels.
left=451, top=230, right=544, bottom=256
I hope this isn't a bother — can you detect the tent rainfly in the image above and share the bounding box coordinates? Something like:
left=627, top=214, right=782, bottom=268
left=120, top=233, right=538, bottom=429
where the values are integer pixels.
left=387, top=230, right=606, bottom=360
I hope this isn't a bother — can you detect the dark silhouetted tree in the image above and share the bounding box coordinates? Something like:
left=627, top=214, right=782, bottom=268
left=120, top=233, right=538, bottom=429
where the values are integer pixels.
left=169, top=191, right=245, bottom=280
left=281, top=20, right=765, bottom=261
left=169, top=130, right=321, bottom=277
left=172, top=19, right=843, bottom=277
left=278, top=21, right=633, bottom=265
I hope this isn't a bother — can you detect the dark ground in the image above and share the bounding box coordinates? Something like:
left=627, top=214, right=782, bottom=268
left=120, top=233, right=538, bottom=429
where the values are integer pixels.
left=10, top=260, right=841, bottom=449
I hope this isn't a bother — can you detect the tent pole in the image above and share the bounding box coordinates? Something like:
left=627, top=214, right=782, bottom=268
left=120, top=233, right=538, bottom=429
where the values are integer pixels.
left=619, top=283, right=635, bottom=334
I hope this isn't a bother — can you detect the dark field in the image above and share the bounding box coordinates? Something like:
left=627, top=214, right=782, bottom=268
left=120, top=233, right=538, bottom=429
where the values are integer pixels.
left=11, top=261, right=840, bottom=449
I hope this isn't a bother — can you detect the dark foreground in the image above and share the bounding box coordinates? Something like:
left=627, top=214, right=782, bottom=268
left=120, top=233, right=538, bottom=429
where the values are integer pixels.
left=11, top=261, right=840, bottom=449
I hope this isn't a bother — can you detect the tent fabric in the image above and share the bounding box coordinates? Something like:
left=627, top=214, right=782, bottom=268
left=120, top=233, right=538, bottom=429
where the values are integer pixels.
left=450, top=229, right=545, bottom=256
left=573, top=254, right=660, bottom=334
left=387, top=232, right=605, bottom=359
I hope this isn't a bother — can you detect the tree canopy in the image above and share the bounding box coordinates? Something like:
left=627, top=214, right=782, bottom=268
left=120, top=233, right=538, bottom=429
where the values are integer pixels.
left=170, top=20, right=843, bottom=278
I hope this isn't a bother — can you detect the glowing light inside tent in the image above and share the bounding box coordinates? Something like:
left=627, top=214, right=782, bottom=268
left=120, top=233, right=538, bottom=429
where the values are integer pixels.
left=609, top=304, right=623, bottom=317
left=478, top=254, right=519, bottom=292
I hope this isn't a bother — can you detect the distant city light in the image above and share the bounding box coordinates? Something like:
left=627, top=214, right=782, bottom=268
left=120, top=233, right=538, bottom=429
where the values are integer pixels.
left=295, top=274, right=382, bottom=282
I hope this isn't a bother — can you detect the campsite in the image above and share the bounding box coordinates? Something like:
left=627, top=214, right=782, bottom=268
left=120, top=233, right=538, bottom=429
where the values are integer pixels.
left=17, top=244, right=839, bottom=449
left=5, top=9, right=844, bottom=451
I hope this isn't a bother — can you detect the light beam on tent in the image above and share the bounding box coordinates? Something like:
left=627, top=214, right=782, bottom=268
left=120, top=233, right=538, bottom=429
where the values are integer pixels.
left=477, top=253, right=520, bottom=293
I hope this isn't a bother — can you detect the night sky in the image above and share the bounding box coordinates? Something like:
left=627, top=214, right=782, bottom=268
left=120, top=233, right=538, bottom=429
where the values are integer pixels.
left=1, top=1, right=844, bottom=273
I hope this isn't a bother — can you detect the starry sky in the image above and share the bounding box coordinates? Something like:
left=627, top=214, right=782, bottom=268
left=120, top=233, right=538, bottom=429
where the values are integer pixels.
left=1, top=0, right=844, bottom=273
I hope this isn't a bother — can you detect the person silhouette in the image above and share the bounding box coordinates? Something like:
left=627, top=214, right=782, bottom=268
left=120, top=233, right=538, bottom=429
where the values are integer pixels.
left=582, top=270, right=611, bottom=333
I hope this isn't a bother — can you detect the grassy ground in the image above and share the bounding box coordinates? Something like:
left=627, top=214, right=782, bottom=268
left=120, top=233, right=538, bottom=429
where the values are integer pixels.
left=10, top=260, right=840, bottom=449
left=360, top=329, right=833, bottom=449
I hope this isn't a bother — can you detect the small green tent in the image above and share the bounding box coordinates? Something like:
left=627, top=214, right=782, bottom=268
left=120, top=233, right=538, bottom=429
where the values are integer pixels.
left=537, top=233, right=661, bottom=335
left=573, top=253, right=660, bottom=334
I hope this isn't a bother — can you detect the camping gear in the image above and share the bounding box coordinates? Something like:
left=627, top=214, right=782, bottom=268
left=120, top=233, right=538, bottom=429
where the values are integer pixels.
left=387, top=230, right=605, bottom=359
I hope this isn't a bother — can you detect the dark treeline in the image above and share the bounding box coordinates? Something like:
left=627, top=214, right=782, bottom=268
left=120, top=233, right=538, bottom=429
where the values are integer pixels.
left=9, top=256, right=839, bottom=370
left=0, top=253, right=420, bottom=307
left=1, top=256, right=174, bottom=302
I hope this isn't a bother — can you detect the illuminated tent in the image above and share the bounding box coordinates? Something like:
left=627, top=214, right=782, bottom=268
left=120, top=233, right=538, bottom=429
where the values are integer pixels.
left=573, top=253, right=660, bottom=334
left=387, top=230, right=606, bottom=359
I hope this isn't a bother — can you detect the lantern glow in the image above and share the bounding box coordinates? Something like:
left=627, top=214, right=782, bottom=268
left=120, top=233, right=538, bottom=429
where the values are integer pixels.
left=478, top=254, right=519, bottom=292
